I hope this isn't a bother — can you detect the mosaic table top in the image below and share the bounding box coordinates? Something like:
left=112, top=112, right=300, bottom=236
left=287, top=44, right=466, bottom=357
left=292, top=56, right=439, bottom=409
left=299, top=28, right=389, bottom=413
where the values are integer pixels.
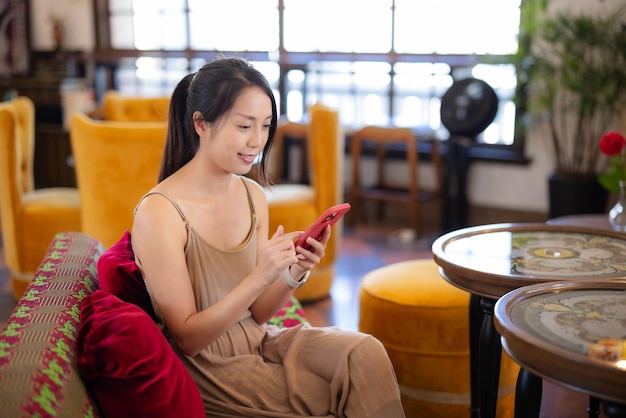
left=495, top=281, right=626, bottom=404
left=433, top=223, right=626, bottom=298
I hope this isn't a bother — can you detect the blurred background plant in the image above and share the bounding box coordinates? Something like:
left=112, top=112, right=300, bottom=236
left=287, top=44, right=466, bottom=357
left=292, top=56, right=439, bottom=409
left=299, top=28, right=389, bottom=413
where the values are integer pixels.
left=516, top=0, right=626, bottom=180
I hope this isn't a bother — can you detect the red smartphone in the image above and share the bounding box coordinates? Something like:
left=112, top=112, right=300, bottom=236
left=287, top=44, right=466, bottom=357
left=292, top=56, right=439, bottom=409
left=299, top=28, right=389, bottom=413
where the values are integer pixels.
left=294, top=203, right=351, bottom=251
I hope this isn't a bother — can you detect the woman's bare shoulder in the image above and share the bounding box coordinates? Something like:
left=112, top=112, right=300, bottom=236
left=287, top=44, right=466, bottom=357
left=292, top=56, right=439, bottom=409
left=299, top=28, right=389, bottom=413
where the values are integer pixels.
left=133, top=184, right=189, bottom=236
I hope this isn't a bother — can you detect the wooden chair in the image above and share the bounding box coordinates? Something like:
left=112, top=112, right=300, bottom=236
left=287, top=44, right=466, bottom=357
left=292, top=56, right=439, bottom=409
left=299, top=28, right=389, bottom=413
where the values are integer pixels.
left=0, top=96, right=81, bottom=299
left=349, top=125, right=443, bottom=232
left=69, top=113, right=168, bottom=248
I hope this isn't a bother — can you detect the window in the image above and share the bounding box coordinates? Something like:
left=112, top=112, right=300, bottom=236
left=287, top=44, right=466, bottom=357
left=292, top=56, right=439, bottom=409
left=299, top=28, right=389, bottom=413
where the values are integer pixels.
left=188, top=0, right=278, bottom=51
left=98, top=0, right=523, bottom=151
left=394, top=0, right=521, bottom=55
left=283, top=0, right=392, bottom=53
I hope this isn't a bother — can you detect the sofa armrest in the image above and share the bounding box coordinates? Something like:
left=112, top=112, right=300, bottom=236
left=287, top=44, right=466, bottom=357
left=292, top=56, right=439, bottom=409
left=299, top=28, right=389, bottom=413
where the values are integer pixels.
left=0, top=232, right=104, bottom=417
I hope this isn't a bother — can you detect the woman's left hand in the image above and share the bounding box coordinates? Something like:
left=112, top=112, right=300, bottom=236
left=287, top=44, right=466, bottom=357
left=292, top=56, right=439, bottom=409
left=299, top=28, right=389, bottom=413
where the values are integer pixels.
left=292, top=225, right=331, bottom=274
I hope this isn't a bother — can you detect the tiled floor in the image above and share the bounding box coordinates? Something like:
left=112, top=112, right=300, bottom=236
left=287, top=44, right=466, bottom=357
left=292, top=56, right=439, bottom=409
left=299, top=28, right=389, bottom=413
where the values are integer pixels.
left=0, top=203, right=609, bottom=417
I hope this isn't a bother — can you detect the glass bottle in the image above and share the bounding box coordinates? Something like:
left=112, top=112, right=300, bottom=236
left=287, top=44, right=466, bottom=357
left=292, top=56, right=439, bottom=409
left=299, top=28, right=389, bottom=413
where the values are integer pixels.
left=608, top=181, right=626, bottom=232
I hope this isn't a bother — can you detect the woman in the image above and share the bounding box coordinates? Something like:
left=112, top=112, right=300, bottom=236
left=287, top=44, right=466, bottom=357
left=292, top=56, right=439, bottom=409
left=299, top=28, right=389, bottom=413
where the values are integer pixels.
left=132, top=57, right=405, bottom=417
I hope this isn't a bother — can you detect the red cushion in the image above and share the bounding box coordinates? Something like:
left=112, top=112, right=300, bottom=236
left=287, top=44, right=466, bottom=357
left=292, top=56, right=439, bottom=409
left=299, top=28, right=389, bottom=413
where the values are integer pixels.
left=77, top=290, right=205, bottom=418
left=97, top=231, right=157, bottom=320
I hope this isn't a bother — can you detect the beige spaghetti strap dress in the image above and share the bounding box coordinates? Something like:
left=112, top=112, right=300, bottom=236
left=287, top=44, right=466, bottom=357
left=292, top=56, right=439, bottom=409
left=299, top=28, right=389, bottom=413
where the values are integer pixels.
left=135, top=178, right=405, bottom=418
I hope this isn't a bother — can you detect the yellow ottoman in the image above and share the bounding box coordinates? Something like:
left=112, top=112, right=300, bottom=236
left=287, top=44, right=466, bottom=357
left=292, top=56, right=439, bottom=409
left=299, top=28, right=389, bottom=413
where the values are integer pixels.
left=359, top=259, right=518, bottom=418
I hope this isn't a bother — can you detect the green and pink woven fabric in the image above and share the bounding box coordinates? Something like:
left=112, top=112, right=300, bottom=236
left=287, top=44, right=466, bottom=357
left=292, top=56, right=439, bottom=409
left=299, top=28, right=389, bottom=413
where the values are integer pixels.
left=0, top=232, right=104, bottom=417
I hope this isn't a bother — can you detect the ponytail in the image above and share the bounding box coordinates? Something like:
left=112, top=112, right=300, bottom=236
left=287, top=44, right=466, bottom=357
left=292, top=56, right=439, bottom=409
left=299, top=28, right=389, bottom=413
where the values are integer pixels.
left=159, top=73, right=198, bottom=181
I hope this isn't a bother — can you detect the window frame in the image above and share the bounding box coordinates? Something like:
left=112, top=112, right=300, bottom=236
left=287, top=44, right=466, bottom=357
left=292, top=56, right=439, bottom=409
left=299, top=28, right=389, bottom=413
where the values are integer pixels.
left=91, top=0, right=529, bottom=164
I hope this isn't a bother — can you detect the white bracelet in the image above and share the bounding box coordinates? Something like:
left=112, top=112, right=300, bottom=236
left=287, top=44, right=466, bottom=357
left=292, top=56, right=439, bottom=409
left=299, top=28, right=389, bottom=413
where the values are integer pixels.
left=283, top=266, right=310, bottom=289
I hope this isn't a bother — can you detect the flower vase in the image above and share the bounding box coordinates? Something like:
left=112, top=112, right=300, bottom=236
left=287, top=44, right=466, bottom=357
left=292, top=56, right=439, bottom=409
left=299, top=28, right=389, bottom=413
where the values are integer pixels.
left=608, top=181, right=626, bottom=232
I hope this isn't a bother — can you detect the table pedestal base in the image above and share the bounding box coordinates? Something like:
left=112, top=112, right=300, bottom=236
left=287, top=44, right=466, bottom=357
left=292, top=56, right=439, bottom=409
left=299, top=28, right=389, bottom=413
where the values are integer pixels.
left=479, top=297, right=502, bottom=418
left=515, top=369, right=542, bottom=418
left=471, top=295, right=544, bottom=418
left=469, top=294, right=482, bottom=418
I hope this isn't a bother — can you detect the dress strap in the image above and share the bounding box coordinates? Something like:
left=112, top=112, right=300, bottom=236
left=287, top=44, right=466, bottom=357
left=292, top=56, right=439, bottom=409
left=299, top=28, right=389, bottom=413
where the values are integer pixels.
left=240, top=177, right=257, bottom=227
left=134, top=191, right=188, bottom=223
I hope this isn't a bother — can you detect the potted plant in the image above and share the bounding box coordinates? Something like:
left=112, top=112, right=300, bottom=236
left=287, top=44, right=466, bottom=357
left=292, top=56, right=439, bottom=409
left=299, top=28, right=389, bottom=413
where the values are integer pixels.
left=517, top=0, right=626, bottom=218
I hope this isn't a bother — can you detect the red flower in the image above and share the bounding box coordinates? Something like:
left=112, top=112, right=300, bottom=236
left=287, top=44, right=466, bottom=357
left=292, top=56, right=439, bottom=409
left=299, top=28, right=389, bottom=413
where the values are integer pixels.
left=599, top=131, right=626, bottom=156
left=599, top=131, right=626, bottom=193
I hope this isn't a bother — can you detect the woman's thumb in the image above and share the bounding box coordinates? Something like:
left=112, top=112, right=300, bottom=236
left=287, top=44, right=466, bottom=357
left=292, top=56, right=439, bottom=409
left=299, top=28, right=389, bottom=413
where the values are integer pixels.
left=272, top=225, right=285, bottom=238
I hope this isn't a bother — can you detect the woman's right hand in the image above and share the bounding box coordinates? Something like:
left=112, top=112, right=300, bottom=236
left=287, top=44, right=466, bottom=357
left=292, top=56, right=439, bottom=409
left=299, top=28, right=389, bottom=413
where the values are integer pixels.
left=254, top=225, right=302, bottom=287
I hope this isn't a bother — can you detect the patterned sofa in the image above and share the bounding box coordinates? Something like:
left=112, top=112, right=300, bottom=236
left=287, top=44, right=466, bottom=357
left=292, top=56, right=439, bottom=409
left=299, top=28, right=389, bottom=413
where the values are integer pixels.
left=0, top=232, right=306, bottom=417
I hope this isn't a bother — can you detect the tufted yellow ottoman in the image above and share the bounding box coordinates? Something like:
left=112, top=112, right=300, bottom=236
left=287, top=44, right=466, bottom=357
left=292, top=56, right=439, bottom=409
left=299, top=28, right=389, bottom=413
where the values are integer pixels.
left=359, top=259, right=518, bottom=418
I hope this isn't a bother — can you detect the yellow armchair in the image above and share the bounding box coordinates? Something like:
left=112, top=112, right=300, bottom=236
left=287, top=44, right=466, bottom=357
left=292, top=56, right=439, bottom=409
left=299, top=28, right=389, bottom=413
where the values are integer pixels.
left=0, top=96, right=81, bottom=299
left=69, top=113, right=168, bottom=248
left=265, top=104, right=344, bottom=301
left=98, top=90, right=170, bottom=122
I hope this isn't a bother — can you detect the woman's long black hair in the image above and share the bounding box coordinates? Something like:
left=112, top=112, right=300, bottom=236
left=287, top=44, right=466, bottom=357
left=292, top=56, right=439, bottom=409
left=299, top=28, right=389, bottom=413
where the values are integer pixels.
left=159, top=57, right=278, bottom=185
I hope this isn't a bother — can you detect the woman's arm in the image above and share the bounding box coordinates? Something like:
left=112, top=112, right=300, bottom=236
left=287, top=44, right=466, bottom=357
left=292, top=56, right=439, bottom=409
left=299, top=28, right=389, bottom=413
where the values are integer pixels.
left=248, top=183, right=330, bottom=324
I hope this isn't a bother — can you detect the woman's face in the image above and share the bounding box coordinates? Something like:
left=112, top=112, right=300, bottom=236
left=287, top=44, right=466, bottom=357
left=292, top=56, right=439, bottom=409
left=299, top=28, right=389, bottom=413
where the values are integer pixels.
left=200, top=86, right=273, bottom=176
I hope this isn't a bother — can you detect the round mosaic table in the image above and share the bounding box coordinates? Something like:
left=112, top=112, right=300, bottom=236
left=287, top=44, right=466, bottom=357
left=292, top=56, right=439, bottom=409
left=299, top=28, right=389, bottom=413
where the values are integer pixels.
left=494, top=281, right=626, bottom=417
left=431, top=223, right=626, bottom=418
